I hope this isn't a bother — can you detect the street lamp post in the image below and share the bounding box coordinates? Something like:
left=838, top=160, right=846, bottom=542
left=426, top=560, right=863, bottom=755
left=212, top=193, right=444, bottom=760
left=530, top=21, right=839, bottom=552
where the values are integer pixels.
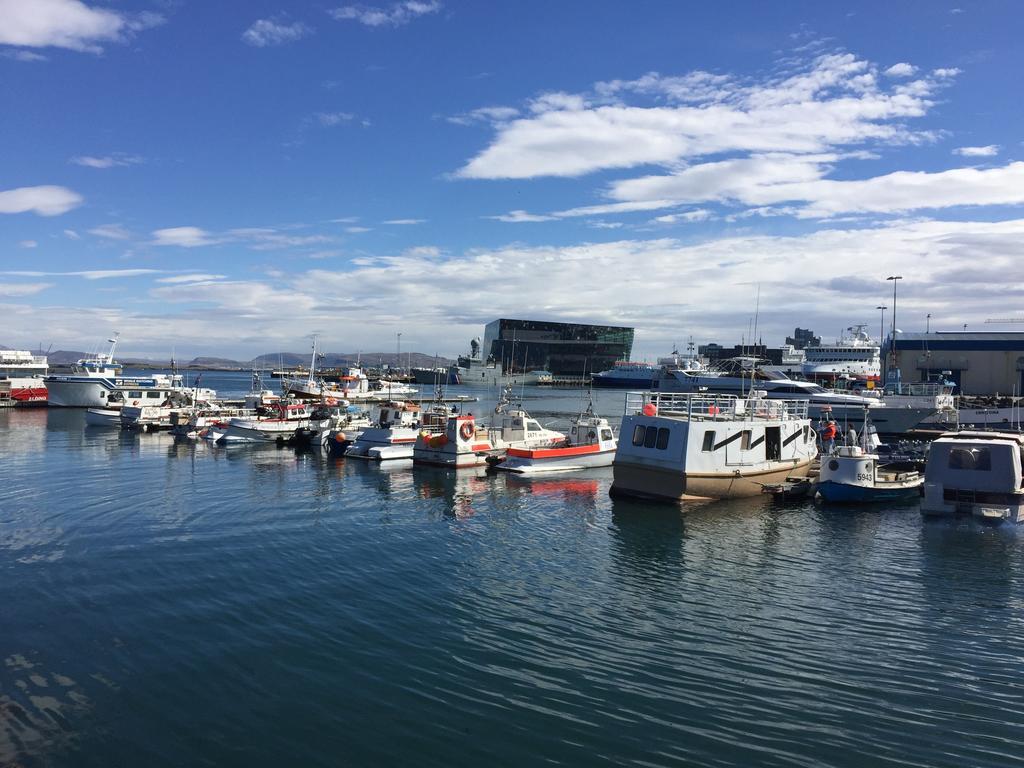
left=886, top=276, right=903, bottom=377
left=926, top=313, right=931, bottom=334
left=876, top=305, right=887, bottom=380
left=396, top=332, right=402, bottom=373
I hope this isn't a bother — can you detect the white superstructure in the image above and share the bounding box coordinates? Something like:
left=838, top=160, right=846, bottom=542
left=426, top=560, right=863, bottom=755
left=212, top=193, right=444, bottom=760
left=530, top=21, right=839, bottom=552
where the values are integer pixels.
left=801, top=324, right=880, bottom=382
left=922, top=431, right=1024, bottom=523
left=0, top=349, right=48, bottom=405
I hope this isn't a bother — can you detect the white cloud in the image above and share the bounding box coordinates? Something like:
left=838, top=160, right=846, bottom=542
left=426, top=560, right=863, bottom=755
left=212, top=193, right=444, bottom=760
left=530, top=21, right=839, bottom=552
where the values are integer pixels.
left=883, top=63, right=917, bottom=78
left=653, top=209, right=712, bottom=224
left=316, top=111, right=355, bottom=126
left=152, top=227, right=218, bottom=248
left=2, top=49, right=47, bottom=62
left=486, top=210, right=557, bottom=223
left=64, top=229, right=81, bottom=240
left=155, top=274, right=226, bottom=284
left=953, top=145, right=999, bottom=157
left=18, top=240, right=39, bottom=248
left=88, top=223, right=131, bottom=240
left=447, top=106, right=519, bottom=126
left=0, top=282, right=51, bottom=297
left=0, top=185, right=83, bottom=216
left=457, top=53, right=956, bottom=180
left=346, top=226, right=372, bottom=233
left=0, top=0, right=163, bottom=54
left=242, top=18, right=311, bottom=47
left=1, top=269, right=161, bottom=280
left=70, top=153, right=142, bottom=168
left=329, top=0, right=441, bottom=27
left=383, top=218, right=425, bottom=225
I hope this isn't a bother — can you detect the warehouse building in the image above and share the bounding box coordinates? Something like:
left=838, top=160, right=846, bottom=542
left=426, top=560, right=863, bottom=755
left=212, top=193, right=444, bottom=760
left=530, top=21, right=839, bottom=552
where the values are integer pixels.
left=888, top=332, right=1024, bottom=396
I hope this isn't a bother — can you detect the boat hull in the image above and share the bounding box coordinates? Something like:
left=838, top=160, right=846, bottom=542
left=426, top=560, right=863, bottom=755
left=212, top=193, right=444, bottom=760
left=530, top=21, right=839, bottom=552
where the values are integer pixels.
left=84, top=408, right=122, bottom=427
left=496, top=445, right=616, bottom=473
left=217, top=419, right=307, bottom=444
left=817, top=480, right=922, bottom=503
left=611, top=459, right=812, bottom=501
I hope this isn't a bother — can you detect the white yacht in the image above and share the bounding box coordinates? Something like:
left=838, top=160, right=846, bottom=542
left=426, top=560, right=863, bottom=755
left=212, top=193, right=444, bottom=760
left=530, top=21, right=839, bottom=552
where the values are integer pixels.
left=0, top=350, right=48, bottom=405
left=216, top=401, right=314, bottom=444
left=284, top=339, right=417, bottom=403
left=611, top=391, right=817, bottom=501
left=800, top=324, right=880, bottom=383
left=922, top=431, right=1024, bottom=523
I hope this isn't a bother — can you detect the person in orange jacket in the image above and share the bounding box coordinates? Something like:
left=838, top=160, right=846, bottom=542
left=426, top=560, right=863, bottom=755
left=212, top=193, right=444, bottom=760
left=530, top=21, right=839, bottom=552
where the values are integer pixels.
left=820, top=420, right=838, bottom=454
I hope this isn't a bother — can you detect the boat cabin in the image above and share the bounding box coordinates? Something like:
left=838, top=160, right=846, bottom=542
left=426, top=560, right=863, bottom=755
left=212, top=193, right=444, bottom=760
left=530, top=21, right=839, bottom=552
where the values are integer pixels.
left=923, top=431, right=1024, bottom=522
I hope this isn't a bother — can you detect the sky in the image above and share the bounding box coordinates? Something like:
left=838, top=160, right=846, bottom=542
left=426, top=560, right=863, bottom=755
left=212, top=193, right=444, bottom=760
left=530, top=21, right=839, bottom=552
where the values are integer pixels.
left=1, top=0, right=1023, bottom=361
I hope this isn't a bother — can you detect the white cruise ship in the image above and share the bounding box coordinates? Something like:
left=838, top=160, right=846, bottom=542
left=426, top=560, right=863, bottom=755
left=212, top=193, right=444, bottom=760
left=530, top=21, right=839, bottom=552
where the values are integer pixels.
left=0, top=349, right=49, bottom=405
left=801, top=324, right=880, bottom=382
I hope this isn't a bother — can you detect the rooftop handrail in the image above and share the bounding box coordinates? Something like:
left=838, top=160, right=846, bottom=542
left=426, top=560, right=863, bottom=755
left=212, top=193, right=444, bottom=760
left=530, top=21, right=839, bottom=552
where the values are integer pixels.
left=623, top=391, right=808, bottom=420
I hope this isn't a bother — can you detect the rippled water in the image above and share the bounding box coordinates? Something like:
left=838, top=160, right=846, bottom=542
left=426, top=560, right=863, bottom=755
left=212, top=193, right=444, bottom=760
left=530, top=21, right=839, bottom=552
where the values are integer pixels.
left=2, top=374, right=1023, bottom=767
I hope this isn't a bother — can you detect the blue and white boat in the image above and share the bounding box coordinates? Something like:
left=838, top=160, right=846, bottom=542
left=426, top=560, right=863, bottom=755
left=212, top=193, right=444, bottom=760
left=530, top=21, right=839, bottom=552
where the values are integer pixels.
left=816, top=444, right=923, bottom=503
left=44, top=334, right=204, bottom=408
left=816, top=415, right=923, bottom=502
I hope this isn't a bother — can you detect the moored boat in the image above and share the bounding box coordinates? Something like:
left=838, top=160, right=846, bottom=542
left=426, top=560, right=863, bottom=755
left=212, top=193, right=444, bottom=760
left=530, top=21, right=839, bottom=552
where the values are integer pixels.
left=922, top=430, right=1024, bottom=523
left=816, top=446, right=923, bottom=503
left=494, top=400, right=617, bottom=473
left=610, top=390, right=817, bottom=501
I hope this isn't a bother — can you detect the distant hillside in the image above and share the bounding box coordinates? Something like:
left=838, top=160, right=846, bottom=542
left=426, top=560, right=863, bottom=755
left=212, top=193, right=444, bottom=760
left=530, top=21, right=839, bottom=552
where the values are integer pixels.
left=10, top=345, right=451, bottom=370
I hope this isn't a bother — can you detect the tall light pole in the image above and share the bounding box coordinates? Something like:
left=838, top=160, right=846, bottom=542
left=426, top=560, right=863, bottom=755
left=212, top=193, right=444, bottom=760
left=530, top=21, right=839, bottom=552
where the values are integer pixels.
left=877, top=305, right=887, bottom=380
left=926, top=313, right=931, bottom=333
left=886, top=275, right=903, bottom=376
left=396, top=332, right=402, bottom=373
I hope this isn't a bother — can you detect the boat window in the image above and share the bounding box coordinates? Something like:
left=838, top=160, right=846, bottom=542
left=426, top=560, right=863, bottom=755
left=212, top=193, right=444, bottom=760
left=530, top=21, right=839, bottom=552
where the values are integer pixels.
left=632, top=424, right=646, bottom=446
left=513, top=418, right=524, bottom=428
left=643, top=426, right=659, bottom=448
left=702, top=431, right=715, bottom=451
left=147, top=391, right=162, bottom=399
left=600, top=429, right=613, bottom=441
left=656, top=427, right=670, bottom=450
left=948, top=447, right=992, bottom=471
left=740, top=430, right=752, bottom=450
left=128, top=390, right=142, bottom=398
left=526, top=420, right=541, bottom=432
left=803, top=425, right=811, bottom=442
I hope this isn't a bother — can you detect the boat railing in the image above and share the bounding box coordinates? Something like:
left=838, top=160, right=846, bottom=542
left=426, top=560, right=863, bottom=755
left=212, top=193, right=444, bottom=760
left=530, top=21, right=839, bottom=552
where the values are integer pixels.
left=624, top=391, right=809, bottom=421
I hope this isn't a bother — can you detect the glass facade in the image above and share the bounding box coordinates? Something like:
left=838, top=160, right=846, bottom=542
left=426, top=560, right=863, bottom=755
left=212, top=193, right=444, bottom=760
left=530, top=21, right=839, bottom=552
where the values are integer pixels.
left=482, top=318, right=635, bottom=376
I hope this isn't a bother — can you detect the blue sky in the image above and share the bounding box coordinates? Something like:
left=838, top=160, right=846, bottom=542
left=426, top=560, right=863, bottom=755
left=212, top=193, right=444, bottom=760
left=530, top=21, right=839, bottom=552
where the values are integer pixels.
left=1, top=0, right=1022, bottom=360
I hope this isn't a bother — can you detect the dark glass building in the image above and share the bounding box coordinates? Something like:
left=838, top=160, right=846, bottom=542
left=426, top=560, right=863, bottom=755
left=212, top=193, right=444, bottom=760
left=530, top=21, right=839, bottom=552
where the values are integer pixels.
left=482, top=318, right=635, bottom=377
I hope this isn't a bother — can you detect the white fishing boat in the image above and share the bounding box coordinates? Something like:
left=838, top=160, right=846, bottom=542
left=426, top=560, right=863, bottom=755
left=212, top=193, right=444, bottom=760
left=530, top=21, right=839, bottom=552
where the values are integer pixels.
left=922, top=431, right=1024, bottom=522
left=44, top=334, right=201, bottom=408
left=345, top=400, right=449, bottom=461
left=494, top=400, right=617, bottom=473
left=800, top=324, right=881, bottom=383
left=610, top=390, right=817, bottom=501
left=216, top=401, right=314, bottom=444
left=413, top=387, right=565, bottom=468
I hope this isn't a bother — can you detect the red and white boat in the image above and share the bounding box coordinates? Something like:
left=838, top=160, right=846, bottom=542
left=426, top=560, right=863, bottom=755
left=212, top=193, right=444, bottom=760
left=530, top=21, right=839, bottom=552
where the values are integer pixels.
left=494, top=403, right=618, bottom=474
left=345, top=400, right=452, bottom=461
left=0, top=350, right=48, bottom=406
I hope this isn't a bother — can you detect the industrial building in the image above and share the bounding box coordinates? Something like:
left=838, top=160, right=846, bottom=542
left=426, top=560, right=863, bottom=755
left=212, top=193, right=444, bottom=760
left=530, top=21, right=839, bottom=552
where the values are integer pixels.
left=888, top=332, right=1024, bottom=396
left=481, top=318, right=635, bottom=377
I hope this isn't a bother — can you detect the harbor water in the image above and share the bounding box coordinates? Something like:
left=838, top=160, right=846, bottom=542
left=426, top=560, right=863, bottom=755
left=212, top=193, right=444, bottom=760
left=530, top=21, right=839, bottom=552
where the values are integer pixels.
left=2, top=372, right=1023, bottom=767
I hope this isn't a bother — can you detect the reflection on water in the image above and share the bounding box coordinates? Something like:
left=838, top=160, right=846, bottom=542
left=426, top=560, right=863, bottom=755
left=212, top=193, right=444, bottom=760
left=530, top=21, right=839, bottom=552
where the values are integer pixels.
left=2, top=405, right=1024, bottom=767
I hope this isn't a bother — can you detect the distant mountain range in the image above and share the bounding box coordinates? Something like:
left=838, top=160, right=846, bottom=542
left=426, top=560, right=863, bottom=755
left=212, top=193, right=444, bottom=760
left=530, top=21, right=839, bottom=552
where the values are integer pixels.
left=1, top=344, right=452, bottom=370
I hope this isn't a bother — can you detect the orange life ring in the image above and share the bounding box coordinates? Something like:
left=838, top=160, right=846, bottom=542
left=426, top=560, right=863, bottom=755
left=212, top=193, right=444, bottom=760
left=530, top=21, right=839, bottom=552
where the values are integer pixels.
left=459, top=422, right=474, bottom=440
left=708, top=405, right=720, bottom=415
left=133, top=400, right=140, bottom=406
left=325, top=397, right=338, bottom=406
